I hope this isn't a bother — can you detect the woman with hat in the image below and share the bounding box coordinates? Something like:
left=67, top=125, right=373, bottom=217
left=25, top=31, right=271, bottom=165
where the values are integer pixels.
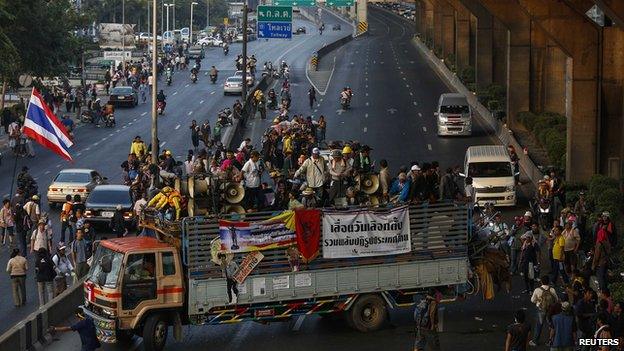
left=301, top=187, right=317, bottom=208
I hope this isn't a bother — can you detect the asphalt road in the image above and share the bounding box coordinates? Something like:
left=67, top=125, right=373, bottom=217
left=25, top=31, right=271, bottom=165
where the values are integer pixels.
left=40, top=6, right=546, bottom=351
left=0, top=15, right=350, bottom=336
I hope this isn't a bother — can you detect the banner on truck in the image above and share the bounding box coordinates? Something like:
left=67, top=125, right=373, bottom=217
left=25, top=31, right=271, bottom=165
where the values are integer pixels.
left=322, top=205, right=411, bottom=258
left=219, top=211, right=296, bottom=253
left=233, top=251, right=264, bottom=284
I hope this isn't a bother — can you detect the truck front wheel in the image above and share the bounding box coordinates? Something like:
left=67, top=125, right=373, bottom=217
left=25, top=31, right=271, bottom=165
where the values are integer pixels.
left=143, top=314, right=168, bottom=351
left=348, top=294, right=388, bottom=332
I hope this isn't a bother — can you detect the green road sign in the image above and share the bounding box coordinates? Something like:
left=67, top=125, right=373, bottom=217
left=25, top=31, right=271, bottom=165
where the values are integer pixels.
left=273, top=0, right=316, bottom=7
left=257, top=5, right=293, bottom=22
left=326, top=0, right=354, bottom=6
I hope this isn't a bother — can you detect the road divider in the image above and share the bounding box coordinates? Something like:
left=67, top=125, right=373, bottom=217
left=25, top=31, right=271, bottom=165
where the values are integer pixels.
left=0, top=279, right=86, bottom=351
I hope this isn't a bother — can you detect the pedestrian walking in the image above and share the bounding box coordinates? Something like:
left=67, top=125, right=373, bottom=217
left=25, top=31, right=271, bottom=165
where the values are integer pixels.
left=0, top=198, right=15, bottom=246
left=50, top=308, right=101, bottom=351
left=6, top=248, right=27, bottom=307
left=593, top=222, right=612, bottom=292
left=413, top=291, right=440, bottom=351
left=109, top=205, right=127, bottom=238
left=529, top=275, right=559, bottom=346
left=35, top=247, right=55, bottom=306
left=71, top=229, right=90, bottom=279
left=13, top=203, right=29, bottom=256
left=60, top=195, right=74, bottom=243
left=308, top=85, right=317, bottom=109
left=519, top=230, right=539, bottom=294
left=30, top=219, right=52, bottom=254
left=575, top=288, right=597, bottom=351
left=550, top=301, right=576, bottom=351
left=550, top=225, right=569, bottom=287
left=504, top=309, right=530, bottom=351
left=190, top=120, right=200, bottom=151
left=52, top=243, right=74, bottom=296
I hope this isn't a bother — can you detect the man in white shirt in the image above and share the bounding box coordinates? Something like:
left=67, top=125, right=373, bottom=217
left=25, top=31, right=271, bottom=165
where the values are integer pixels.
left=529, top=275, right=559, bottom=346
left=23, top=195, right=41, bottom=225
left=241, top=151, right=263, bottom=210
left=238, top=138, right=251, bottom=152
left=294, top=147, right=327, bottom=200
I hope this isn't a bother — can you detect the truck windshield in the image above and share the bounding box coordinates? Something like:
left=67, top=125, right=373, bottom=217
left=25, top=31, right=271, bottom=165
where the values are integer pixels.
left=440, top=105, right=469, bottom=114
left=87, top=246, right=124, bottom=288
left=468, top=162, right=512, bottom=178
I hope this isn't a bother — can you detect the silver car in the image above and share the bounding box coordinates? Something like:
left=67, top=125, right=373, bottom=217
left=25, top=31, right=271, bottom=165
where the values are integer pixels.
left=223, top=76, right=244, bottom=95
left=47, top=169, right=107, bottom=206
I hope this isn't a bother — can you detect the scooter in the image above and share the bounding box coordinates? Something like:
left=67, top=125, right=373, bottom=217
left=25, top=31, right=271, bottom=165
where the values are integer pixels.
left=340, top=96, right=349, bottom=110
left=103, top=113, right=115, bottom=128
left=157, top=101, right=165, bottom=115
left=191, top=73, right=198, bottom=83
left=210, top=74, right=217, bottom=84
left=223, top=46, right=229, bottom=56
left=80, top=110, right=95, bottom=124
left=166, top=76, right=172, bottom=86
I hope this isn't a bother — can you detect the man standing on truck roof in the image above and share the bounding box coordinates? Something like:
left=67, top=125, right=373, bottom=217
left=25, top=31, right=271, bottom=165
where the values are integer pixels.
left=219, top=253, right=239, bottom=304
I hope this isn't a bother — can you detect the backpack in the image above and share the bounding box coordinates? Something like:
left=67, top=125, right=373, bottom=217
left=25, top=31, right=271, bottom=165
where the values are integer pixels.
left=128, top=169, right=139, bottom=181
left=537, top=287, right=556, bottom=311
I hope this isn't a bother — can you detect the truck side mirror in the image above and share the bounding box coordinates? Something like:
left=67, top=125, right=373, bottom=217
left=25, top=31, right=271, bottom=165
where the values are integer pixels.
left=458, top=172, right=466, bottom=177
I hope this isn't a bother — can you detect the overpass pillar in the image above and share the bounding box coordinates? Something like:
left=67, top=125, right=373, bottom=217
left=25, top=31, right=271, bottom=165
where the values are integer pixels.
left=423, top=0, right=435, bottom=47
left=441, top=2, right=455, bottom=60
left=433, top=0, right=443, bottom=53
left=478, top=0, right=531, bottom=129
left=516, top=0, right=600, bottom=181
left=457, top=0, right=494, bottom=89
left=356, top=0, right=367, bottom=34
left=601, top=27, right=624, bottom=179
left=454, top=3, right=471, bottom=72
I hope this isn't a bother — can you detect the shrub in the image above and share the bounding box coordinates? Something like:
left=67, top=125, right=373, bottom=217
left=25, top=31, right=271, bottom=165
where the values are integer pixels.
left=459, top=66, right=475, bottom=85
left=610, top=282, right=624, bottom=303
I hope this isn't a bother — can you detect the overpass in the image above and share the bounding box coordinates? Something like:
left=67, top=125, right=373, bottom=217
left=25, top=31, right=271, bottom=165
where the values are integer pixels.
left=397, top=0, right=624, bottom=182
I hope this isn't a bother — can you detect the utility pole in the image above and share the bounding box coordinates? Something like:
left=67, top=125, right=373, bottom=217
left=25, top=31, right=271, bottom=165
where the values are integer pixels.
left=173, top=0, right=176, bottom=31
left=122, top=0, right=126, bottom=77
left=161, top=0, right=164, bottom=36
left=147, top=0, right=150, bottom=37
left=241, top=2, right=248, bottom=101
left=151, top=0, right=159, bottom=165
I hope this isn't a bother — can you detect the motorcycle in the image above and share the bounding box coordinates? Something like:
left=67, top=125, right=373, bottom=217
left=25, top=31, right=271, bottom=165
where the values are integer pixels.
left=223, top=46, right=229, bottom=56
left=210, top=74, right=217, bottom=84
left=340, top=96, right=349, bottom=110
left=80, top=110, right=96, bottom=124
left=157, top=101, right=166, bottom=115
left=217, top=107, right=232, bottom=126
left=103, top=113, right=115, bottom=128
left=191, top=73, right=198, bottom=83
left=166, top=75, right=172, bottom=86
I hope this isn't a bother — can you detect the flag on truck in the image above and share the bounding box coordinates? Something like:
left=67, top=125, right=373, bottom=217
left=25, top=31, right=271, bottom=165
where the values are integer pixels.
left=23, top=88, right=74, bottom=161
left=295, top=209, right=321, bottom=262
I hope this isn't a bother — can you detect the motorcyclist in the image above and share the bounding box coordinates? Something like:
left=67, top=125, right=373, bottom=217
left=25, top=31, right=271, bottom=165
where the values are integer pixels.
left=209, top=66, right=218, bottom=83
left=223, top=43, right=229, bottom=55
left=190, top=66, right=198, bottom=82
left=92, top=98, right=102, bottom=126
left=267, top=89, right=277, bottom=109
left=165, top=66, right=173, bottom=82
left=104, top=102, right=115, bottom=126
left=156, top=90, right=167, bottom=110
left=194, top=57, right=201, bottom=70
left=340, top=88, right=350, bottom=107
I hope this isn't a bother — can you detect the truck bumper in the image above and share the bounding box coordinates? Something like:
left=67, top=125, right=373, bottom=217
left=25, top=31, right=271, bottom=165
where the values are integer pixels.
left=82, top=305, right=118, bottom=343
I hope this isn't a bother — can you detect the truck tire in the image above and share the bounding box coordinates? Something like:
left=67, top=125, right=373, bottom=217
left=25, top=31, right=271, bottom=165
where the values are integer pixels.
left=348, top=294, right=387, bottom=332
left=142, top=314, right=168, bottom=351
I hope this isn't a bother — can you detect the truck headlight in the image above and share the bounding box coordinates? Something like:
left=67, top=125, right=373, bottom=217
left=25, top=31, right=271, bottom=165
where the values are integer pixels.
left=101, top=308, right=117, bottom=318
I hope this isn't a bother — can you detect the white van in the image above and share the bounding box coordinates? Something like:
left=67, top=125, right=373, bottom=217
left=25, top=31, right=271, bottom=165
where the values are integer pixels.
left=462, top=145, right=517, bottom=206
left=435, top=93, right=472, bottom=136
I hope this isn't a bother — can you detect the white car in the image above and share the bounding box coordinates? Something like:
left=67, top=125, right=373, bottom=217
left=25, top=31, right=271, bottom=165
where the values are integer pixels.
left=234, top=70, right=255, bottom=86
left=196, top=37, right=223, bottom=47
left=223, top=76, right=244, bottom=95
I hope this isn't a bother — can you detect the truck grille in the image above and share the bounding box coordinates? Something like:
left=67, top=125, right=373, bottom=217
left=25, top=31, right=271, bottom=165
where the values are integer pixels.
left=476, top=186, right=507, bottom=193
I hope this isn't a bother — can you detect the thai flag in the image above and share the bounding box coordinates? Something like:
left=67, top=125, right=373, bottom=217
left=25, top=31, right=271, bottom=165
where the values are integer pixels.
left=23, top=88, right=74, bottom=161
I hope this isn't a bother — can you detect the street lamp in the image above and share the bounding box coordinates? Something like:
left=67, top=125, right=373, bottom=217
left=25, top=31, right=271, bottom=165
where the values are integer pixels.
left=151, top=0, right=159, bottom=164
left=206, top=0, right=210, bottom=28
left=190, top=2, right=198, bottom=44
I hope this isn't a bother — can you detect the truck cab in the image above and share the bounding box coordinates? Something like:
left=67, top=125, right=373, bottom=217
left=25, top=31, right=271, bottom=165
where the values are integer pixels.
left=83, top=237, right=184, bottom=350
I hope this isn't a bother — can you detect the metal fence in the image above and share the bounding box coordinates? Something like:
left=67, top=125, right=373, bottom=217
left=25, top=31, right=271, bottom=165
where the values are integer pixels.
left=183, top=202, right=469, bottom=279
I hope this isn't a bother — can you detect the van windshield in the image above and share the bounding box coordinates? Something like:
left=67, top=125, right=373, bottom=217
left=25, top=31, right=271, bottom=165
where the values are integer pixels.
left=440, top=105, right=469, bottom=114
left=468, top=162, right=512, bottom=178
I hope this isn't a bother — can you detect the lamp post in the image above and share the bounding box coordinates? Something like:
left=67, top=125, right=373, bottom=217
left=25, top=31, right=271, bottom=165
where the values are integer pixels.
left=206, top=0, right=210, bottom=28
left=190, top=2, right=198, bottom=44
left=151, top=0, right=159, bottom=164
left=164, top=3, right=173, bottom=39
left=122, top=0, right=126, bottom=79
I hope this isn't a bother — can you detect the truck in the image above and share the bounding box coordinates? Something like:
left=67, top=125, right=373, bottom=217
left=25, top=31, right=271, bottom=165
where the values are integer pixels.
left=82, top=202, right=470, bottom=351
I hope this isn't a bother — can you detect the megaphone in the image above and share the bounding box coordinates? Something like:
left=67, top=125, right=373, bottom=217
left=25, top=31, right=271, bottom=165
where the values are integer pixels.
left=223, top=205, right=246, bottom=214
left=224, top=182, right=245, bottom=204
left=368, top=195, right=380, bottom=206
left=359, top=174, right=379, bottom=194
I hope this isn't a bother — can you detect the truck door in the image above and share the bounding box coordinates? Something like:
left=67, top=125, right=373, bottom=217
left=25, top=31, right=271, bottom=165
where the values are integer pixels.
left=158, top=251, right=184, bottom=305
left=121, top=253, right=157, bottom=312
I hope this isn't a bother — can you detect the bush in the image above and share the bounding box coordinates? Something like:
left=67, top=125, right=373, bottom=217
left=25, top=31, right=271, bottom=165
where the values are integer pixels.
left=587, top=174, right=622, bottom=223
left=610, top=282, right=624, bottom=303
left=459, top=66, right=475, bottom=85
left=517, top=111, right=567, bottom=172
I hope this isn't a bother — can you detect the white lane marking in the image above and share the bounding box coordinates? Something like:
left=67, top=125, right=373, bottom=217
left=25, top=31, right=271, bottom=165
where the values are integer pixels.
left=93, top=142, right=99, bottom=146
left=292, top=315, right=306, bottom=332
left=422, top=126, right=427, bottom=132
left=172, top=91, right=178, bottom=95
left=56, top=164, right=61, bottom=168
left=160, top=141, right=167, bottom=147
left=133, top=118, right=138, bottom=122
left=141, top=112, right=147, bottom=116
left=409, top=92, right=413, bottom=96
left=175, top=124, right=181, bottom=130
left=188, top=111, right=193, bottom=115
left=427, top=144, right=432, bottom=151
left=365, top=102, right=370, bottom=106
left=122, top=125, right=128, bottom=129
left=314, top=109, right=318, bottom=113
left=200, top=100, right=205, bottom=104
left=101, top=137, right=107, bottom=141
left=406, top=84, right=410, bottom=88
left=44, top=170, right=51, bottom=175
left=365, top=93, right=369, bottom=96
left=109, top=133, right=114, bottom=137
left=365, top=85, right=368, bottom=88
left=363, top=127, right=367, bottom=132
left=211, top=91, right=215, bottom=95
left=418, top=112, right=422, bottom=117
left=365, top=77, right=368, bottom=81
left=413, top=102, right=418, bottom=106
left=320, top=98, right=324, bottom=102
left=128, top=122, right=133, bottom=126
left=116, top=129, right=121, bottom=133
left=365, top=113, right=369, bottom=118
left=85, top=147, right=91, bottom=151
left=3, top=194, right=8, bottom=198
left=185, top=84, right=190, bottom=87
left=402, top=77, right=406, bottom=80
left=76, top=152, right=82, bottom=156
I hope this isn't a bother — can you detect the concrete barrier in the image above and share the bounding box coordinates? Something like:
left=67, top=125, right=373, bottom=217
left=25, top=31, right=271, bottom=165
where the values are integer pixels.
left=0, top=278, right=86, bottom=351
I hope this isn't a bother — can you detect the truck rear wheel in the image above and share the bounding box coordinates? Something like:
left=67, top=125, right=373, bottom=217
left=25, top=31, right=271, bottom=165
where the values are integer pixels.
left=348, top=294, right=387, bottom=332
left=143, top=314, right=168, bottom=351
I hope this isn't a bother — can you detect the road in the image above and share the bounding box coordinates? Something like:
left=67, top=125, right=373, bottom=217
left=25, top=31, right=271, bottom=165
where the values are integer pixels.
left=0, top=15, right=350, bottom=336
left=40, top=6, right=548, bottom=351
